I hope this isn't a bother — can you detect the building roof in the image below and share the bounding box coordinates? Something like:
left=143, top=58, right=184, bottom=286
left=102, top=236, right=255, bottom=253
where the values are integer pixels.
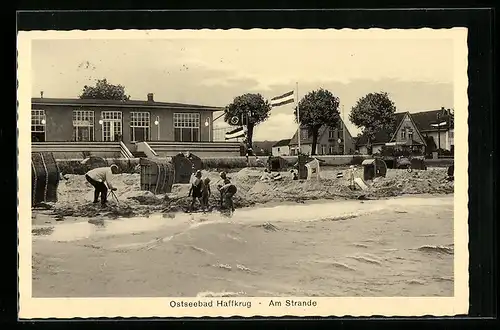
left=31, top=97, right=224, bottom=111
left=272, top=139, right=291, bottom=147
left=411, top=108, right=454, bottom=132
left=355, top=112, right=406, bottom=146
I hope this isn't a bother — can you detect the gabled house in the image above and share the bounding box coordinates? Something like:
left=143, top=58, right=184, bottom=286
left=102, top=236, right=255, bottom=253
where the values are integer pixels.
left=355, top=112, right=427, bottom=155
left=272, top=139, right=291, bottom=156
left=411, top=107, right=454, bottom=152
left=288, top=119, right=355, bottom=155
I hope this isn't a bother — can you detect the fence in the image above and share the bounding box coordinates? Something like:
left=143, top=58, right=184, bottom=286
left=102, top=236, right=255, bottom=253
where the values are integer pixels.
left=32, top=141, right=133, bottom=159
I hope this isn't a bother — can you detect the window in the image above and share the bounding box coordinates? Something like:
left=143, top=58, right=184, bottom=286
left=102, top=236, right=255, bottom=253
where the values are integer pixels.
left=329, top=145, right=335, bottom=155
left=277, top=147, right=280, bottom=152
left=321, top=145, right=327, bottom=155
left=31, top=109, right=45, bottom=142
left=130, top=112, right=150, bottom=142
left=400, top=129, right=406, bottom=139
left=408, top=130, right=414, bottom=141
left=301, top=129, right=308, bottom=140
left=173, top=113, right=200, bottom=142
left=449, top=130, right=454, bottom=138
left=73, top=110, right=94, bottom=142
left=101, top=111, right=123, bottom=142
left=328, top=129, right=335, bottom=139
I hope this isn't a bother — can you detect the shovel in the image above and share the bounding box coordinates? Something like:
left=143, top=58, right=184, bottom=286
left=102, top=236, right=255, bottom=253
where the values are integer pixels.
left=107, top=190, right=120, bottom=205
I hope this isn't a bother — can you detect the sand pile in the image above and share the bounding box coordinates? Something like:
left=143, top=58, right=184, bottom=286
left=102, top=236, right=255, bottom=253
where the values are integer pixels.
left=366, top=168, right=453, bottom=197
left=245, top=177, right=357, bottom=204
left=53, top=173, right=163, bottom=217
left=57, top=174, right=141, bottom=205
left=43, top=166, right=453, bottom=218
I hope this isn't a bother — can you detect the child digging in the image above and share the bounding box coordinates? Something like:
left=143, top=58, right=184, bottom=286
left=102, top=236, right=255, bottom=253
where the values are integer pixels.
left=188, top=170, right=204, bottom=212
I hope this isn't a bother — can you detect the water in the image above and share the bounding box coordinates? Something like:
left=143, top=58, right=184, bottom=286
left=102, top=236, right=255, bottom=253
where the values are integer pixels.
left=32, top=195, right=454, bottom=297
left=35, top=196, right=448, bottom=242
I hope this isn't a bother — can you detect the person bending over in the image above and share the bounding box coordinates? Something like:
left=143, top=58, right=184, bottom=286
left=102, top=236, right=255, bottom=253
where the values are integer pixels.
left=85, top=164, right=119, bottom=206
left=218, top=182, right=237, bottom=213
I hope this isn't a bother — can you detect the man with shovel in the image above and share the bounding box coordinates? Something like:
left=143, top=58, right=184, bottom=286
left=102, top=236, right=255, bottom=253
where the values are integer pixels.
left=85, top=164, right=120, bottom=207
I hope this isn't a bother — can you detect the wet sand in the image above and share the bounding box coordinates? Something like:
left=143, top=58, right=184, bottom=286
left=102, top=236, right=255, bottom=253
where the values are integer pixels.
left=32, top=194, right=454, bottom=297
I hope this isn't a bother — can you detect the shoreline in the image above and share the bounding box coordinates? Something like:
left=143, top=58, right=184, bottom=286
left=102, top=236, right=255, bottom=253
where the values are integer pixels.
left=32, top=192, right=454, bottom=230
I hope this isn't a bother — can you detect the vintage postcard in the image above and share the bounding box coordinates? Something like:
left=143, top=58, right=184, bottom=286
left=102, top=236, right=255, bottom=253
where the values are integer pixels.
left=18, top=28, right=469, bottom=319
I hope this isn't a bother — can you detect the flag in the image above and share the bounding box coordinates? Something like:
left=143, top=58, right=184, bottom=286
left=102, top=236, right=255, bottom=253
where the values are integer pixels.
left=270, top=90, right=294, bottom=107
left=225, top=126, right=246, bottom=140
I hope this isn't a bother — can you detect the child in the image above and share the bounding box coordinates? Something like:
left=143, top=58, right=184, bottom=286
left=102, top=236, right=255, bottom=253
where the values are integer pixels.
left=260, top=168, right=272, bottom=182
left=201, top=177, right=211, bottom=211
left=219, top=182, right=237, bottom=213
left=219, top=171, right=231, bottom=185
left=217, top=171, right=232, bottom=209
left=188, top=170, right=204, bottom=212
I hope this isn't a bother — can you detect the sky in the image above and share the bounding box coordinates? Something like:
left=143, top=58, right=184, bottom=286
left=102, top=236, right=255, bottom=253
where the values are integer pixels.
left=31, top=31, right=455, bottom=141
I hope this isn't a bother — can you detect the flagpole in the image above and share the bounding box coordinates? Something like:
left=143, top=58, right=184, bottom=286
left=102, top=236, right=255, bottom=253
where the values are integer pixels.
left=296, top=82, right=301, bottom=154
left=342, top=104, right=346, bottom=155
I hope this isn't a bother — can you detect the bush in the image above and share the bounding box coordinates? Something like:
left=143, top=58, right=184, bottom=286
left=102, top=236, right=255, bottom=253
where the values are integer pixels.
left=57, top=158, right=140, bottom=175
left=201, top=157, right=267, bottom=170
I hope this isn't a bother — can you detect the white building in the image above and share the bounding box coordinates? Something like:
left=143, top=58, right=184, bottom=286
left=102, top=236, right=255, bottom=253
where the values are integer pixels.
left=271, top=139, right=291, bottom=156
left=411, top=108, right=454, bottom=152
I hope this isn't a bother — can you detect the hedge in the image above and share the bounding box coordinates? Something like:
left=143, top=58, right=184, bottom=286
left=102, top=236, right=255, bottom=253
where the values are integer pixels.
left=57, top=158, right=141, bottom=175
left=57, top=155, right=372, bottom=175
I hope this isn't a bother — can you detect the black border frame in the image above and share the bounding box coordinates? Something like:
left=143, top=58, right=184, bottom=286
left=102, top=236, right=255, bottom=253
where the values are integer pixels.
left=7, top=5, right=497, bottom=328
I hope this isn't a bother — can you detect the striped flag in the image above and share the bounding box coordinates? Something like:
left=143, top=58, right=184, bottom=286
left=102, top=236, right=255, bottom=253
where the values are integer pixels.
left=225, top=126, right=246, bottom=140
left=270, top=90, right=294, bottom=107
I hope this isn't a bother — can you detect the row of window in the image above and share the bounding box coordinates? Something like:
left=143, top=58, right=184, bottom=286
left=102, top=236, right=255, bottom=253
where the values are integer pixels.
left=300, top=128, right=344, bottom=141
left=31, top=110, right=202, bottom=142
left=400, top=127, right=414, bottom=140
left=401, top=128, right=454, bottom=141
left=318, top=144, right=344, bottom=155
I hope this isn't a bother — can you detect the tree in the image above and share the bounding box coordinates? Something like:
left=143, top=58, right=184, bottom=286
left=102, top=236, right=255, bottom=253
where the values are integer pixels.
left=224, top=93, right=271, bottom=154
left=349, top=92, right=397, bottom=154
left=293, top=88, right=340, bottom=155
left=79, top=78, right=131, bottom=101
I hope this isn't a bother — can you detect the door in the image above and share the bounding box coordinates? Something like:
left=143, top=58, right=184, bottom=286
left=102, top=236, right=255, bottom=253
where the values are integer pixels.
left=102, top=111, right=123, bottom=141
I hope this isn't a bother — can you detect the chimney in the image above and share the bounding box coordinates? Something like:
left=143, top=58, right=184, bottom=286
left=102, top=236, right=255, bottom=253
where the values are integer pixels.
left=40, top=91, right=44, bottom=98
left=147, top=93, right=154, bottom=102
